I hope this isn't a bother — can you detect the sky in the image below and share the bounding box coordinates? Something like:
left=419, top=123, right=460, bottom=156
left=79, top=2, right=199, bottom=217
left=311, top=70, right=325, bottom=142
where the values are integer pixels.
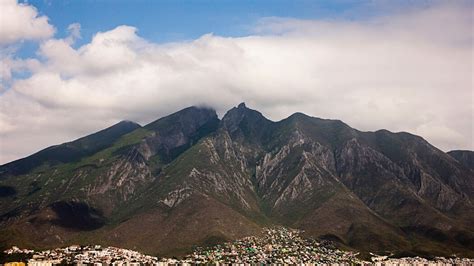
left=0, top=0, right=472, bottom=164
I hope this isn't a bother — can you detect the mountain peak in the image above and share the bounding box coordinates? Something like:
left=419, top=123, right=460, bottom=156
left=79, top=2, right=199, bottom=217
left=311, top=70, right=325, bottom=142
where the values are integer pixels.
left=222, top=103, right=267, bottom=127
left=117, top=120, right=140, bottom=127
left=145, top=106, right=217, bottom=131
left=221, top=103, right=273, bottom=142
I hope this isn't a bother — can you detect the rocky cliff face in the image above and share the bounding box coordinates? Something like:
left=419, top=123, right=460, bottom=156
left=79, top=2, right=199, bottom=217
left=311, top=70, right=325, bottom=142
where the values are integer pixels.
left=0, top=104, right=473, bottom=257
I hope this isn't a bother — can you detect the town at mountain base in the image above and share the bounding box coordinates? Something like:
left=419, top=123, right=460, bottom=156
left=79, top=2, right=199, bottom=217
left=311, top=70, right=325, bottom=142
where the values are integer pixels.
left=0, top=103, right=473, bottom=258
left=3, top=227, right=474, bottom=265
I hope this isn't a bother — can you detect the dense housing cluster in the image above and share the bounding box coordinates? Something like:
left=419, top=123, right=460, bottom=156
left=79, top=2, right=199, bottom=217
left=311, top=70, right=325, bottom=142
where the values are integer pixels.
left=370, top=256, right=474, bottom=265
left=4, top=245, right=159, bottom=265
left=180, top=227, right=361, bottom=264
left=3, top=227, right=474, bottom=265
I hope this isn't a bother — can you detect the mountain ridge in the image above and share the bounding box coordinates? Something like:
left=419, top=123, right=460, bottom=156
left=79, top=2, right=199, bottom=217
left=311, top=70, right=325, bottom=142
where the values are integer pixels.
left=0, top=120, right=141, bottom=177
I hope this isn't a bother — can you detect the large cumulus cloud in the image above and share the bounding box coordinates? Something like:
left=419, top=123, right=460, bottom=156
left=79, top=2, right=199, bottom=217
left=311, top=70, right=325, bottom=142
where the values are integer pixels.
left=0, top=1, right=472, bottom=164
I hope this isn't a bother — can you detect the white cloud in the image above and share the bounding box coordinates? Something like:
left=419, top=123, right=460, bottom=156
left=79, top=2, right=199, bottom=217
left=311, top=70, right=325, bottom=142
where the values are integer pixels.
left=65, top=23, right=81, bottom=45
left=0, top=0, right=55, bottom=45
left=0, top=2, right=472, bottom=164
left=0, top=0, right=54, bottom=91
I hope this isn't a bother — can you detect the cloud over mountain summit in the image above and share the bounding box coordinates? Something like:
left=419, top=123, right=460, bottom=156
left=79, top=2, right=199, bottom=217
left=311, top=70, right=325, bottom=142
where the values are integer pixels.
left=0, top=0, right=472, bottom=164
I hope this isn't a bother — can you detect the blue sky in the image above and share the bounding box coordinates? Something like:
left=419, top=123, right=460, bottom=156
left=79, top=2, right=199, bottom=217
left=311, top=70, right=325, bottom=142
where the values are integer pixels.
left=27, top=0, right=357, bottom=41
left=1, top=0, right=472, bottom=163
left=12, top=1, right=300, bottom=61
left=17, top=0, right=428, bottom=56
left=11, top=0, right=390, bottom=78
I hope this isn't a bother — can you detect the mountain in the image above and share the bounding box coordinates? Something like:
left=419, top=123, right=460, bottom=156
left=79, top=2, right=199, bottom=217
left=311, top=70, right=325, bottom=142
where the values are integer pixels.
left=0, top=104, right=473, bottom=258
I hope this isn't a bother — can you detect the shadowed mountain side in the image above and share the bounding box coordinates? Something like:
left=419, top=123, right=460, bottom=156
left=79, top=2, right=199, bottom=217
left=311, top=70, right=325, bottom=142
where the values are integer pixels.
left=448, top=150, right=474, bottom=171
left=101, top=194, right=262, bottom=257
